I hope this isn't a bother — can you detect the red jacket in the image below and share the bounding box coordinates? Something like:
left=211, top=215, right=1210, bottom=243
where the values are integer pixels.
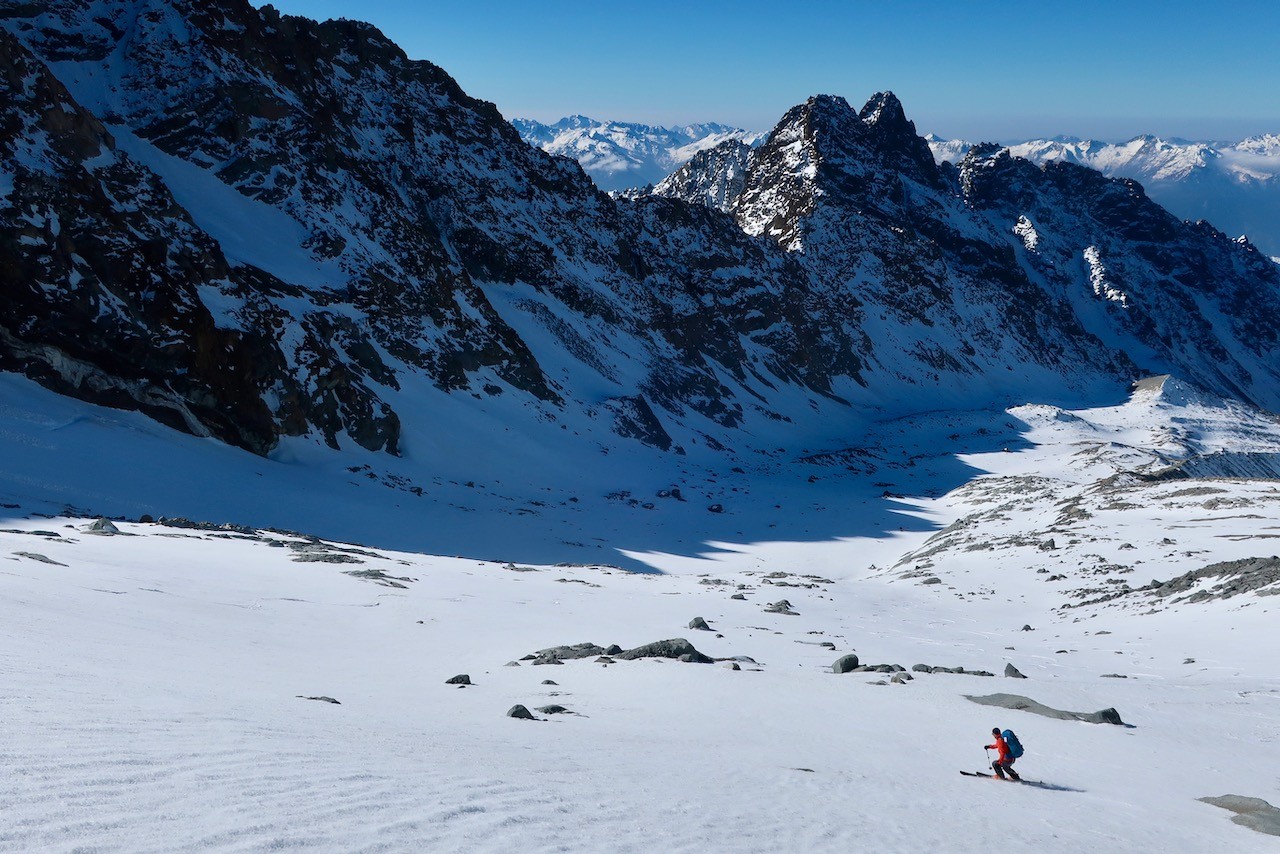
left=987, top=734, right=1011, bottom=763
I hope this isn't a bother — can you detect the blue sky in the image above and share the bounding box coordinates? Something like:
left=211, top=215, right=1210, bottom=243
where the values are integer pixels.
left=259, top=1, right=1280, bottom=142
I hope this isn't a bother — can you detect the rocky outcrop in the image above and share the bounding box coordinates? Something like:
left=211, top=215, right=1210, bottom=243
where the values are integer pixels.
left=615, top=638, right=713, bottom=663
left=1199, top=795, right=1280, bottom=837
left=965, top=693, right=1125, bottom=725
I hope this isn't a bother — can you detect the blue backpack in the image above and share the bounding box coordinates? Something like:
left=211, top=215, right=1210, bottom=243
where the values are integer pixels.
left=1002, top=729, right=1025, bottom=759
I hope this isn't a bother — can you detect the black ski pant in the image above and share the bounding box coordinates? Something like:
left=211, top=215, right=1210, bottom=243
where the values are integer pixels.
left=992, top=759, right=1020, bottom=779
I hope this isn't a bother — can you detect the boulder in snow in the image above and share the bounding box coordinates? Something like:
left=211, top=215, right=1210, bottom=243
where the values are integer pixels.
left=832, top=654, right=861, bottom=674
left=87, top=518, right=120, bottom=535
left=617, top=638, right=713, bottom=663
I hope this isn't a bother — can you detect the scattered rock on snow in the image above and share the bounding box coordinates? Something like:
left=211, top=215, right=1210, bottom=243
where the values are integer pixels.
left=730, top=593, right=747, bottom=600
left=445, top=674, right=471, bottom=685
left=86, top=518, right=120, bottom=535
left=1141, top=557, right=1280, bottom=603
left=764, top=599, right=799, bottom=615
left=832, top=654, right=861, bottom=674
left=922, top=576, right=942, bottom=585
left=344, top=568, right=413, bottom=586
left=14, top=552, right=67, bottom=566
left=1101, top=673, right=1129, bottom=679
left=891, top=673, right=912, bottom=684
left=964, top=693, right=1125, bottom=725
left=724, top=662, right=741, bottom=671
left=1004, top=663, right=1027, bottom=679
left=616, top=638, right=713, bottom=663
left=535, top=643, right=608, bottom=660
left=297, top=695, right=340, bottom=704
left=1198, top=795, right=1280, bottom=837
left=541, top=680, right=558, bottom=685
left=919, top=665, right=994, bottom=676
left=505, top=661, right=521, bottom=667
left=536, top=704, right=571, bottom=715
left=688, top=617, right=711, bottom=630
left=293, top=549, right=363, bottom=564
left=288, top=540, right=377, bottom=564
left=506, top=704, right=536, bottom=720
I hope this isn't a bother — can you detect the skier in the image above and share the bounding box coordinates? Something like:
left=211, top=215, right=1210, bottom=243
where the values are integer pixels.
left=985, top=727, right=1021, bottom=781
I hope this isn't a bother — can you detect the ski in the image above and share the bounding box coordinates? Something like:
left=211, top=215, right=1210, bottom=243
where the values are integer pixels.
left=960, top=771, right=1025, bottom=782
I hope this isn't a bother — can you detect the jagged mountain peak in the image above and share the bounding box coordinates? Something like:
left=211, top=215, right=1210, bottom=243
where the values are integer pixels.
left=726, top=91, right=945, bottom=250
left=858, top=90, right=908, bottom=127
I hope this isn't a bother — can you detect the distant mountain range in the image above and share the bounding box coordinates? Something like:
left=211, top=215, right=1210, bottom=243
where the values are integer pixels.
left=927, top=134, right=1280, bottom=257
left=517, top=117, right=1280, bottom=258
left=513, top=116, right=764, bottom=192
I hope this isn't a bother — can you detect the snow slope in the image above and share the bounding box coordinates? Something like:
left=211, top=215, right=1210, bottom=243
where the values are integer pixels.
left=3, top=375, right=1280, bottom=851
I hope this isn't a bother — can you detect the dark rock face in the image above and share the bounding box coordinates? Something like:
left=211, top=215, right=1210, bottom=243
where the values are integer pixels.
left=0, top=29, right=291, bottom=453
left=0, top=0, right=868, bottom=457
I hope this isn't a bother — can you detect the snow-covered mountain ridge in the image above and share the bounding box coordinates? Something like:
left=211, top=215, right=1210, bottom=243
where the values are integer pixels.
left=928, top=133, right=1280, bottom=256
left=513, top=115, right=765, bottom=191
left=2, top=0, right=1279, bottom=524
left=653, top=95, right=1280, bottom=414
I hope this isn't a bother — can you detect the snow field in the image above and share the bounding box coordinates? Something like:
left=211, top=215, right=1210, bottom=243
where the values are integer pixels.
left=1, top=510, right=1277, bottom=852
left=2, top=371, right=1280, bottom=850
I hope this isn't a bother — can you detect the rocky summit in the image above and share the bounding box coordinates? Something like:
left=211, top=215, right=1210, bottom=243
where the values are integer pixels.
left=656, top=93, right=1280, bottom=413
left=1, top=0, right=1280, bottom=470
